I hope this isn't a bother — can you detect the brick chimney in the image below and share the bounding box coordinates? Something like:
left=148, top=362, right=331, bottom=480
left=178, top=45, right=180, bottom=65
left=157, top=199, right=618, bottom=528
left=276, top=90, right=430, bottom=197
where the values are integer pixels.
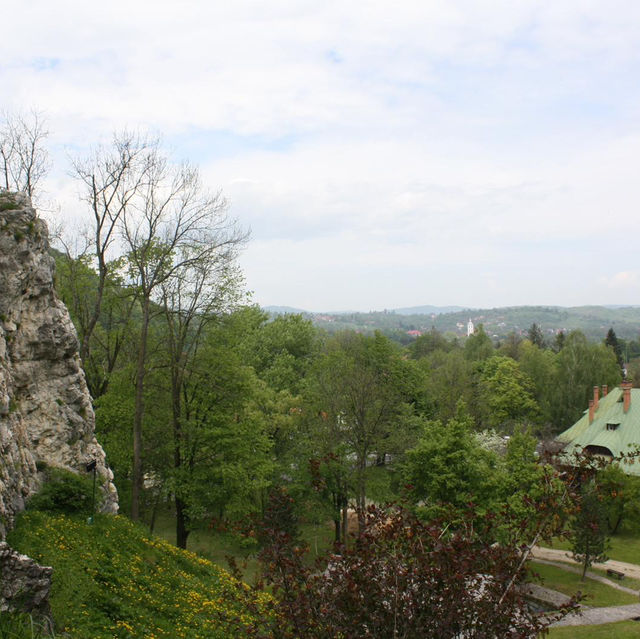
left=593, top=385, right=600, bottom=411
left=603, top=384, right=608, bottom=397
left=589, top=399, right=595, bottom=424
left=622, top=381, right=632, bottom=414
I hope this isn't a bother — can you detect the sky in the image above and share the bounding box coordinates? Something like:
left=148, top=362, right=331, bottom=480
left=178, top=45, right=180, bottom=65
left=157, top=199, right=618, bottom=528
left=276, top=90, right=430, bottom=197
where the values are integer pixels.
left=3, top=1, right=640, bottom=312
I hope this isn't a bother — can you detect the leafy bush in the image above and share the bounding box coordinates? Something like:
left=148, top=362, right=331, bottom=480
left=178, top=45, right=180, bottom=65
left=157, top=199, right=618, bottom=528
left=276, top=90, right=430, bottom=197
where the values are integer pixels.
left=27, top=467, right=95, bottom=515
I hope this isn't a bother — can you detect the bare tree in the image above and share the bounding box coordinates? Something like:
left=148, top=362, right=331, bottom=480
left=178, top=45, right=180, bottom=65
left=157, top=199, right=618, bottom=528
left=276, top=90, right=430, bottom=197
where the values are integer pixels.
left=121, top=154, right=248, bottom=521
left=0, top=109, right=50, bottom=199
left=70, top=132, right=157, bottom=373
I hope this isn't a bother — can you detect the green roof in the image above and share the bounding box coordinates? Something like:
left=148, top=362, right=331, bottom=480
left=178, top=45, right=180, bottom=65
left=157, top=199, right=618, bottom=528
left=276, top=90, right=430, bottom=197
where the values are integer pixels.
left=556, top=387, right=640, bottom=475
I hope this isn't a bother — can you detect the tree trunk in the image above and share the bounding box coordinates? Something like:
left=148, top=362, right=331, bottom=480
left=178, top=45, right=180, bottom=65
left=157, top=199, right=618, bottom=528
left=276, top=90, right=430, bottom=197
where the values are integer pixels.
left=131, top=296, right=150, bottom=521
left=356, top=460, right=366, bottom=533
left=341, top=503, right=348, bottom=548
left=80, top=263, right=106, bottom=365
left=176, top=496, right=190, bottom=549
left=171, top=360, right=186, bottom=549
left=149, top=491, right=161, bottom=535
left=611, top=506, right=624, bottom=535
left=581, top=539, right=590, bottom=581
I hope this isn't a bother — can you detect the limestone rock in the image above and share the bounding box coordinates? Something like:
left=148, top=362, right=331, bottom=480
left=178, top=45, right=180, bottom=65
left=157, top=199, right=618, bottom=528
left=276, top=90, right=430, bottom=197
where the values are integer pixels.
left=0, top=191, right=118, bottom=538
left=0, top=541, right=52, bottom=618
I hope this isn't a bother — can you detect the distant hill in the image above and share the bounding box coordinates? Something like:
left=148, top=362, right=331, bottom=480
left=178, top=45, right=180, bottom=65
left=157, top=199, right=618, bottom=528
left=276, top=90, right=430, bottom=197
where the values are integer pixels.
left=263, top=305, right=310, bottom=315
left=284, top=305, right=640, bottom=342
left=393, top=305, right=467, bottom=315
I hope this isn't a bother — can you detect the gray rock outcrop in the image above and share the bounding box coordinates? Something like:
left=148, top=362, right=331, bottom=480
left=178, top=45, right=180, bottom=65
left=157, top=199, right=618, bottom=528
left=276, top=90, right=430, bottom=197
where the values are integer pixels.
left=0, top=541, right=52, bottom=617
left=0, top=191, right=118, bottom=539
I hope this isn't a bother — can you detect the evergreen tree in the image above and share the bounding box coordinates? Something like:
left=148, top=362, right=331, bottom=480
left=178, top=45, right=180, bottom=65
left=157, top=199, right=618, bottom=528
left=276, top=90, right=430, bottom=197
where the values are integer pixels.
left=527, top=322, right=545, bottom=348
left=571, top=482, right=610, bottom=580
left=553, top=330, right=566, bottom=352
left=605, top=327, right=624, bottom=371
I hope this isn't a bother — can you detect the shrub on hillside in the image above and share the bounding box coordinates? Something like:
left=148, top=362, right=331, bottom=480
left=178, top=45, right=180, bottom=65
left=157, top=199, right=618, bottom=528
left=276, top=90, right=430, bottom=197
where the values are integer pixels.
left=27, top=467, right=96, bottom=515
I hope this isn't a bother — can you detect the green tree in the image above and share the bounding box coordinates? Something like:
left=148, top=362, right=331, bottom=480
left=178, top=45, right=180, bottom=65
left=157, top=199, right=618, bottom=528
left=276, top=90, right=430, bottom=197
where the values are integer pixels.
left=169, top=327, right=272, bottom=542
left=605, top=327, right=624, bottom=371
left=552, top=331, right=622, bottom=430
left=305, top=331, right=417, bottom=531
left=159, top=246, right=245, bottom=547
left=598, top=465, right=640, bottom=534
left=244, top=313, right=318, bottom=395
left=408, top=327, right=450, bottom=359
left=463, top=324, right=494, bottom=362
left=498, top=331, right=522, bottom=360
left=476, top=356, right=541, bottom=431
left=553, top=330, right=566, bottom=352
left=122, top=155, right=248, bottom=521
left=55, top=251, right=136, bottom=398
left=421, top=347, right=473, bottom=422
left=403, top=404, right=500, bottom=520
left=500, top=427, right=564, bottom=541
left=527, top=322, right=546, bottom=348
left=571, top=481, right=610, bottom=580
left=517, top=340, right=557, bottom=428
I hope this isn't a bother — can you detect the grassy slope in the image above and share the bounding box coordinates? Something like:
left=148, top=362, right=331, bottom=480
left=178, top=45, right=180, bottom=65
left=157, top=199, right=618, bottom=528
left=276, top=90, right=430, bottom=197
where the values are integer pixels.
left=7, top=512, right=272, bottom=639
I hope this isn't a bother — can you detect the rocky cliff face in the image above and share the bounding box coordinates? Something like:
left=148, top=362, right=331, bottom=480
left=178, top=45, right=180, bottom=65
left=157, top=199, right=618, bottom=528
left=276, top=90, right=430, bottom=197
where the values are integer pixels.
left=0, top=192, right=118, bottom=538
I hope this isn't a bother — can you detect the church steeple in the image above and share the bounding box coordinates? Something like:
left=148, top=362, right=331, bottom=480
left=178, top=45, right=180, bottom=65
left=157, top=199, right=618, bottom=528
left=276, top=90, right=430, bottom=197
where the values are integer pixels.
left=467, top=319, right=474, bottom=336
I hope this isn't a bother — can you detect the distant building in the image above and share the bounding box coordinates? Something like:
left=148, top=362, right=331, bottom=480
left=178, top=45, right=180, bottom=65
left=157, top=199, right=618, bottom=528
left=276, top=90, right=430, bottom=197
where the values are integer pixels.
left=556, top=383, right=640, bottom=475
left=467, top=319, right=474, bottom=336
left=406, top=330, right=422, bottom=338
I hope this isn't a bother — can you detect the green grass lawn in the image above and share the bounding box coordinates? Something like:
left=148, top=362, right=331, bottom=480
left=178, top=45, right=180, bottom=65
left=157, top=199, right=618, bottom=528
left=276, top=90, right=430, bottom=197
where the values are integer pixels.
left=547, top=620, right=640, bottom=638
left=530, top=561, right=639, bottom=607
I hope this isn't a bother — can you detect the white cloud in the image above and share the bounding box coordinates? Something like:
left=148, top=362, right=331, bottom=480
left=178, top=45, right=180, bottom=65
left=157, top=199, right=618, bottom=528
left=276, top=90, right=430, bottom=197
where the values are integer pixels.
left=4, top=1, right=640, bottom=309
left=598, top=271, right=640, bottom=289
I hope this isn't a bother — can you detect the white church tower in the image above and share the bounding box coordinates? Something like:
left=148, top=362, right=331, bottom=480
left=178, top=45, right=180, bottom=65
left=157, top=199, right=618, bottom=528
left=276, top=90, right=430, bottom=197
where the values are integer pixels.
left=467, top=319, right=474, bottom=336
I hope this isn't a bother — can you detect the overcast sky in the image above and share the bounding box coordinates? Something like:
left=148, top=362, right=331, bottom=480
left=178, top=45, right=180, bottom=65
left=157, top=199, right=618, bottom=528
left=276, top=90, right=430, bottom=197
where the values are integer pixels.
left=3, top=1, right=640, bottom=312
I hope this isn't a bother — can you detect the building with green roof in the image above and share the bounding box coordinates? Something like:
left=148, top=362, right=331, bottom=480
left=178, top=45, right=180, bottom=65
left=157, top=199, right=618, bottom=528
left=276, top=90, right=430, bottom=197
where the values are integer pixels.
left=556, top=383, right=640, bottom=475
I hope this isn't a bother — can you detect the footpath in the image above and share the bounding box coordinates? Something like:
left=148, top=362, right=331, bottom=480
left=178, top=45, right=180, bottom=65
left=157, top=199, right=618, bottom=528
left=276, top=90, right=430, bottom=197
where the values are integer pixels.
left=531, top=546, right=640, bottom=627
